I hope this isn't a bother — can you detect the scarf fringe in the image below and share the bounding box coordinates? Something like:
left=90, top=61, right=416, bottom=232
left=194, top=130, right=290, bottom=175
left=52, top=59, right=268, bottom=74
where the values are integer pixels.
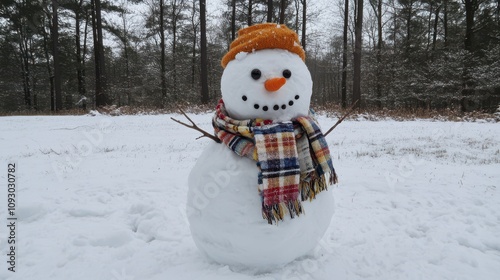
left=262, top=168, right=337, bottom=225
left=262, top=199, right=304, bottom=225
left=330, top=169, right=338, bottom=185
left=300, top=168, right=338, bottom=201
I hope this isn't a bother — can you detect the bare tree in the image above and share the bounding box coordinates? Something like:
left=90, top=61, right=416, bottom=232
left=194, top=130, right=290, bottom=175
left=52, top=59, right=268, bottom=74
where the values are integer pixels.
left=402, top=0, right=416, bottom=54
left=64, top=0, right=89, bottom=110
left=53, top=0, right=62, bottom=110
left=444, top=0, right=448, bottom=48
left=431, top=2, right=441, bottom=51
left=117, top=0, right=131, bottom=105
left=294, top=0, right=300, bottom=33
left=159, top=0, right=167, bottom=104
left=464, top=0, right=478, bottom=52
left=341, top=0, right=348, bottom=108
left=200, top=0, right=209, bottom=103
left=369, top=0, right=383, bottom=108
left=231, top=0, right=236, bottom=40
left=248, top=0, right=253, bottom=26
left=19, top=16, right=32, bottom=109
left=41, top=12, right=54, bottom=111
left=170, top=0, right=186, bottom=101
left=190, top=0, right=199, bottom=87
left=267, top=0, right=273, bottom=22
left=78, top=0, right=88, bottom=110
left=92, top=0, right=110, bottom=107
left=301, top=0, right=306, bottom=51
left=353, top=0, right=364, bottom=107
left=280, top=0, right=286, bottom=24
left=461, top=0, right=479, bottom=111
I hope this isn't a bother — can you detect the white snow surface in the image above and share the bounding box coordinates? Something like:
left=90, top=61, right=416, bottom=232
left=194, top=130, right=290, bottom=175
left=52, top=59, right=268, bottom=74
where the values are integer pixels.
left=0, top=113, right=499, bottom=280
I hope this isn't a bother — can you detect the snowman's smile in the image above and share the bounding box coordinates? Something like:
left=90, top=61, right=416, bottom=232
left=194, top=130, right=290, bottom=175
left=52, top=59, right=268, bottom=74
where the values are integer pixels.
left=242, top=94, right=300, bottom=112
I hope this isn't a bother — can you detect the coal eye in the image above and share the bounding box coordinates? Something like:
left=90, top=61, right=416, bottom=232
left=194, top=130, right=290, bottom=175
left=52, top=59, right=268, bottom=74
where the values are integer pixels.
left=283, top=69, right=291, bottom=79
left=251, top=69, right=261, bottom=80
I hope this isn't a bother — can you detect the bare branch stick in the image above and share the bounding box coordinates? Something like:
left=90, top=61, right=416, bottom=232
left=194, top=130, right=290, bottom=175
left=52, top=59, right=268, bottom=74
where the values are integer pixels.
left=171, top=108, right=221, bottom=143
left=324, top=100, right=359, bottom=137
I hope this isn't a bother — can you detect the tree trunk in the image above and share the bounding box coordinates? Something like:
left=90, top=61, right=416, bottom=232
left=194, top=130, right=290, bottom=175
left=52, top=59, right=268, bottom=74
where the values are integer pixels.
left=53, top=0, right=62, bottom=111
left=444, top=0, right=448, bottom=48
left=120, top=5, right=131, bottom=105
left=294, top=0, right=299, bottom=33
left=92, top=0, right=109, bottom=108
left=191, top=0, right=198, bottom=88
left=28, top=40, right=38, bottom=111
left=392, top=2, right=397, bottom=49
left=200, top=0, right=209, bottom=104
left=172, top=0, right=178, bottom=101
left=19, top=32, right=32, bottom=109
left=159, top=0, right=167, bottom=104
left=464, top=0, right=476, bottom=52
left=369, top=0, right=382, bottom=108
left=341, top=0, right=348, bottom=109
left=42, top=17, right=55, bottom=112
left=462, top=0, right=478, bottom=112
left=280, top=0, right=286, bottom=24
left=231, top=0, right=236, bottom=41
left=96, top=0, right=107, bottom=103
left=267, top=0, right=273, bottom=22
left=76, top=0, right=86, bottom=110
left=432, top=5, right=441, bottom=51
left=76, top=4, right=82, bottom=96
left=496, top=0, right=499, bottom=23
left=92, top=0, right=100, bottom=108
left=405, top=0, right=413, bottom=54
left=248, top=0, right=253, bottom=26
left=192, top=29, right=197, bottom=86
left=425, top=1, right=434, bottom=52
left=353, top=0, right=363, bottom=108
left=82, top=9, right=89, bottom=110
left=376, top=0, right=382, bottom=107
left=301, top=0, right=306, bottom=51
left=426, top=2, right=433, bottom=52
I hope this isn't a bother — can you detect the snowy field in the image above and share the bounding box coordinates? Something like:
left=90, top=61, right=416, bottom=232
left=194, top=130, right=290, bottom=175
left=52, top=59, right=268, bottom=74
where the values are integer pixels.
left=0, top=113, right=499, bottom=280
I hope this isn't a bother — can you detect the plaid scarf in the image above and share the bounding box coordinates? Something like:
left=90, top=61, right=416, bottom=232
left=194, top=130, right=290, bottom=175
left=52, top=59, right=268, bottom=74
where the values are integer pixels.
left=213, top=99, right=338, bottom=224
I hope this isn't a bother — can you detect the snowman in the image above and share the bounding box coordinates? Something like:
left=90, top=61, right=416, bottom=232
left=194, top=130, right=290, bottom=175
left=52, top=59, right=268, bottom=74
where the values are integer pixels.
left=185, top=23, right=338, bottom=270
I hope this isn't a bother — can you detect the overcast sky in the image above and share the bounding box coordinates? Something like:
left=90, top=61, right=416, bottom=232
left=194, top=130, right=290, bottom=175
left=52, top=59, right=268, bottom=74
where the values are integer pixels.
left=102, top=0, right=345, bottom=53
left=204, top=0, right=344, bottom=47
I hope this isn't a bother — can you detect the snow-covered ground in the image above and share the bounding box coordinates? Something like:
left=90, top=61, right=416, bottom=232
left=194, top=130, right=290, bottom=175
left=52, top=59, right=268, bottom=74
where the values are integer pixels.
left=0, top=113, right=499, bottom=280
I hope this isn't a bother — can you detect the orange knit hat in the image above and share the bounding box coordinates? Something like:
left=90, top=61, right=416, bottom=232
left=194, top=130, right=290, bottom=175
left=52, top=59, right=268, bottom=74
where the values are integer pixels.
left=221, top=23, right=305, bottom=68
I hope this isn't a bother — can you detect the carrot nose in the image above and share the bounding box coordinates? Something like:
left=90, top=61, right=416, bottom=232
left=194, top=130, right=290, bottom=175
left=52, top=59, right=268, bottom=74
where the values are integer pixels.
left=264, top=77, right=286, bottom=92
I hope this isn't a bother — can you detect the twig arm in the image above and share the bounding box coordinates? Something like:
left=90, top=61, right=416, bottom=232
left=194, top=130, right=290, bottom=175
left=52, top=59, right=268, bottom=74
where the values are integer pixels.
left=170, top=108, right=221, bottom=143
left=324, top=100, right=359, bottom=137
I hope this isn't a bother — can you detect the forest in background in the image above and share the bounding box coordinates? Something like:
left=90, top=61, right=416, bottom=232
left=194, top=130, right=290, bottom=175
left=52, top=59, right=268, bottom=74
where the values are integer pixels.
left=0, top=0, right=499, bottom=114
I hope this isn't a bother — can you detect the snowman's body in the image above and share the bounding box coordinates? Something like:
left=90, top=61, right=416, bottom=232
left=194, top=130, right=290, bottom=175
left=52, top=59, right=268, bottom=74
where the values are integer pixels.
left=187, top=30, right=335, bottom=269
left=188, top=142, right=334, bottom=269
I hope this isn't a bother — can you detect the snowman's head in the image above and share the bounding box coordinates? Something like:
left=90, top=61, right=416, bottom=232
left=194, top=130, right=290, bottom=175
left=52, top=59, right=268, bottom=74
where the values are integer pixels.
left=220, top=23, right=312, bottom=122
